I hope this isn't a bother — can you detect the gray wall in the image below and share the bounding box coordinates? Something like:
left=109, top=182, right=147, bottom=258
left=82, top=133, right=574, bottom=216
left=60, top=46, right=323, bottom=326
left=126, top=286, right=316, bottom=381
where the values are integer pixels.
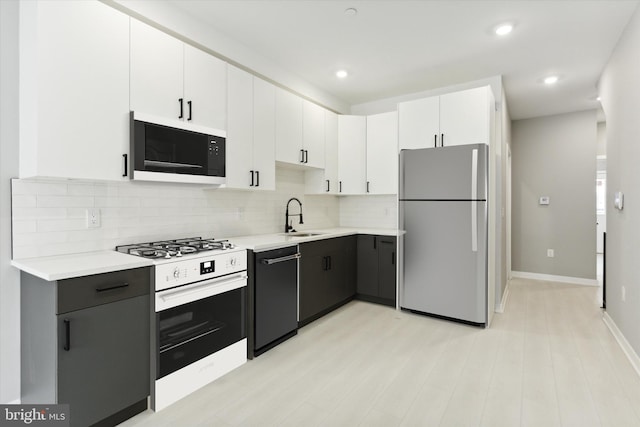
left=0, top=0, right=21, bottom=403
left=599, top=4, right=640, bottom=360
left=511, top=110, right=597, bottom=280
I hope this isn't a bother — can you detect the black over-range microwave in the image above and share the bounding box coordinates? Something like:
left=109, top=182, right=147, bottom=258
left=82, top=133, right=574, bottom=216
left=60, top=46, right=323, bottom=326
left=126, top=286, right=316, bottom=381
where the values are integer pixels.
left=130, top=112, right=226, bottom=185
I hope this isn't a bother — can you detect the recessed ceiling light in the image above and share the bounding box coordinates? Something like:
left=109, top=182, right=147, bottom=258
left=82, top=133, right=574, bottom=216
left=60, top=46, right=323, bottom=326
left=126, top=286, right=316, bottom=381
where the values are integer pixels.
left=544, top=75, right=559, bottom=85
left=344, top=8, right=358, bottom=17
left=336, top=70, right=348, bottom=79
left=495, top=24, right=513, bottom=36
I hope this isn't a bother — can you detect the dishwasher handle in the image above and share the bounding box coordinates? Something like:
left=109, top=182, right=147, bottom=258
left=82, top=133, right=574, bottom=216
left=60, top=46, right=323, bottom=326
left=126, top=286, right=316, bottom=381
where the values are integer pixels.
left=261, top=253, right=301, bottom=265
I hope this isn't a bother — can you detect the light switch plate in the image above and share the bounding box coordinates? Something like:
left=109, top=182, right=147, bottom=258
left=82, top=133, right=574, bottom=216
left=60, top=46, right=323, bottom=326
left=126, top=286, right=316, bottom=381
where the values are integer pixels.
left=539, top=196, right=550, bottom=205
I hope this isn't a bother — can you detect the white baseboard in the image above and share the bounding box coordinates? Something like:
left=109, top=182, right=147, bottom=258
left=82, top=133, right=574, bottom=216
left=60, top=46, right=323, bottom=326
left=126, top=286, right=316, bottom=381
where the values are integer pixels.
left=511, top=271, right=598, bottom=286
left=603, top=312, right=640, bottom=378
left=495, top=282, right=511, bottom=313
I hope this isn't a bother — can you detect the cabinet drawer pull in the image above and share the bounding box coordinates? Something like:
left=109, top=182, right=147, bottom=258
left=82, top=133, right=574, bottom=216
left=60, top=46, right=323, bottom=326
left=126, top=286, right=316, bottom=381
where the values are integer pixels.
left=441, top=133, right=444, bottom=147
left=262, top=253, right=301, bottom=265
left=300, top=149, right=305, bottom=163
left=367, top=181, right=370, bottom=193
left=392, top=252, right=395, bottom=265
left=122, top=153, right=128, bottom=177
left=96, top=282, right=129, bottom=293
left=256, top=170, right=260, bottom=187
left=178, top=98, right=184, bottom=119
left=187, top=100, right=192, bottom=121
left=63, top=319, right=70, bottom=351
left=304, top=150, right=309, bottom=164
left=250, top=170, right=255, bottom=187
left=326, top=180, right=330, bottom=192
left=339, top=181, right=342, bottom=193
left=434, top=134, right=437, bottom=148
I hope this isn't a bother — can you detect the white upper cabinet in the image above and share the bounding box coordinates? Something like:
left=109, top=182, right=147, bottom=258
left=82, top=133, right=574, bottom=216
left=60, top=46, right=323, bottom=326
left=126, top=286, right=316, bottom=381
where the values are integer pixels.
left=275, top=88, right=304, bottom=164
left=338, top=115, right=367, bottom=195
left=226, top=66, right=275, bottom=190
left=439, top=86, right=492, bottom=147
left=305, top=110, right=339, bottom=194
left=275, top=88, right=326, bottom=168
left=302, top=100, right=326, bottom=169
left=366, top=111, right=398, bottom=195
left=251, top=78, right=276, bottom=190
left=183, top=45, right=227, bottom=131
left=19, top=0, right=130, bottom=181
left=130, top=19, right=227, bottom=131
left=398, top=86, right=493, bottom=149
left=398, top=96, right=439, bottom=150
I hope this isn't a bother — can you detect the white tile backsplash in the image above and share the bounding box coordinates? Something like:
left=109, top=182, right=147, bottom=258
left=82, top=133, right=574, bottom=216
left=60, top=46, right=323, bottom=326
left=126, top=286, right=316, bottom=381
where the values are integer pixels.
left=11, top=168, right=340, bottom=258
left=339, top=195, right=397, bottom=229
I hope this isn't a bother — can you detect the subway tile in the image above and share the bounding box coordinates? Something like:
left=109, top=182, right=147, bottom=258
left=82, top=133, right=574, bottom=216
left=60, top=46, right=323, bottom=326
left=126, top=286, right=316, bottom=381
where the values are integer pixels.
left=37, top=218, right=87, bottom=232
left=12, top=220, right=37, bottom=234
left=12, top=195, right=37, bottom=208
left=37, top=195, right=93, bottom=208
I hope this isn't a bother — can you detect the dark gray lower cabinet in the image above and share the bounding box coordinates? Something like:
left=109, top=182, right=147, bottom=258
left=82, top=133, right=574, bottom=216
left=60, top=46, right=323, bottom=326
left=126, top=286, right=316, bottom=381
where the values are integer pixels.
left=299, top=236, right=356, bottom=326
left=21, top=267, right=151, bottom=427
left=357, top=235, right=397, bottom=307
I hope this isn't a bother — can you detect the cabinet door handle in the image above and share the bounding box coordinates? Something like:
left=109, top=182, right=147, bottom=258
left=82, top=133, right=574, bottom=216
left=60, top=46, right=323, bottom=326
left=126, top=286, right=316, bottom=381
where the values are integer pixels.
left=250, top=170, right=254, bottom=187
left=373, top=237, right=377, bottom=250
left=256, top=170, right=260, bottom=187
left=304, top=150, right=309, bottom=164
left=339, top=181, right=342, bottom=193
left=434, top=134, right=437, bottom=148
left=392, top=252, right=396, bottom=265
left=187, top=100, right=192, bottom=121
left=441, top=133, right=444, bottom=147
left=367, top=181, right=370, bottom=193
left=326, top=180, right=330, bottom=192
left=63, top=318, right=70, bottom=351
left=300, top=149, right=305, bottom=163
left=122, top=154, right=128, bottom=177
left=328, top=256, right=332, bottom=270
left=178, top=98, right=184, bottom=119
left=96, top=282, right=129, bottom=293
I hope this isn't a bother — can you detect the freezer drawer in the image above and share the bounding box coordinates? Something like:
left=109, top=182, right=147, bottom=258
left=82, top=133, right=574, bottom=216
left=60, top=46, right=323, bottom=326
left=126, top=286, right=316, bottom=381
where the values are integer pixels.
left=401, top=200, right=487, bottom=324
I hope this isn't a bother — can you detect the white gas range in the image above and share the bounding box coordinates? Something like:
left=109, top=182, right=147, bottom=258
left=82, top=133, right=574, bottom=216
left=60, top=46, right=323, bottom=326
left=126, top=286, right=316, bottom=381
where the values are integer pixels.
left=117, top=237, right=248, bottom=411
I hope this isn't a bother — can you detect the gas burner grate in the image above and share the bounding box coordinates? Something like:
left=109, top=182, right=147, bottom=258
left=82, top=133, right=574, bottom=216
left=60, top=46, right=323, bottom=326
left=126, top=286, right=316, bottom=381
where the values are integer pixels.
left=116, top=237, right=235, bottom=259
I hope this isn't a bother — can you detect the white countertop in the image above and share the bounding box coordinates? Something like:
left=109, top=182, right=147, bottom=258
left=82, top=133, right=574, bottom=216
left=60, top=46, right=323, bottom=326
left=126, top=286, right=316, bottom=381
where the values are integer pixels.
left=229, top=227, right=404, bottom=252
left=11, top=251, right=154, bottom=281
left=11, top=228, right=403, bottom=280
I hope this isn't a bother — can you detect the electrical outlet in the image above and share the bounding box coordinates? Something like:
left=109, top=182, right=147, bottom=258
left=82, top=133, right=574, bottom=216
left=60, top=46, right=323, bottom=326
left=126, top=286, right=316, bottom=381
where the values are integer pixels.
left=86, top=208, right=100, bottom=228
left=547, top=249, right=554, bottom=258
left=622, top=286, right=626, bottom=302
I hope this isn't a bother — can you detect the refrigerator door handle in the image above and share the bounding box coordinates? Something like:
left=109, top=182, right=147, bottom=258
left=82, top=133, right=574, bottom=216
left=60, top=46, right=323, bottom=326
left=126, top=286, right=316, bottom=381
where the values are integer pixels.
left=471, top=148, right=478, bottom=252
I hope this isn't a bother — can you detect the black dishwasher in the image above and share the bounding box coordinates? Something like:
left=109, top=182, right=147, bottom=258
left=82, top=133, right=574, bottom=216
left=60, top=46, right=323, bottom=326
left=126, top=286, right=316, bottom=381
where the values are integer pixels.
left=250, top=245, right=300, bottom=357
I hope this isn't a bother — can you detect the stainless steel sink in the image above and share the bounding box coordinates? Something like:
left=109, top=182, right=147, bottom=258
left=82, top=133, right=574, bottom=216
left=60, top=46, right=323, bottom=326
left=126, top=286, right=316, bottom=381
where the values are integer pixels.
left=281, top=232, right=324, bottom=237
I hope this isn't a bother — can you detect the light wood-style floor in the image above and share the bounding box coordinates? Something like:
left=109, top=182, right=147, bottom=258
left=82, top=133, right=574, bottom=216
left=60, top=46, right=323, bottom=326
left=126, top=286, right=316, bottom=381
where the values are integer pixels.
left=120, top=278, right=640, bottom=427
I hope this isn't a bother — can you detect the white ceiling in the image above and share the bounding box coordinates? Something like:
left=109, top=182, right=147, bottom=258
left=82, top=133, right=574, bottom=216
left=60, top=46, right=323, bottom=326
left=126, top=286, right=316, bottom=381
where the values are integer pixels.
left=167, top=0, right=638, bottom=120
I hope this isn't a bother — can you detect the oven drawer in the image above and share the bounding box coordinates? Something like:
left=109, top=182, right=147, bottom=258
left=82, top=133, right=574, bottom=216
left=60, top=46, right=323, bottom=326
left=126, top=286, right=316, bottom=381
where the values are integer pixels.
left=58, top=267, right=151, bottom=314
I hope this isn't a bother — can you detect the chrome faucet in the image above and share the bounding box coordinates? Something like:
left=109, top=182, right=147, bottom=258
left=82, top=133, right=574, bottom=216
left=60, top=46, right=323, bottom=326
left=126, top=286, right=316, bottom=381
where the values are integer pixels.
left=285, top=197, right=304, bottom=233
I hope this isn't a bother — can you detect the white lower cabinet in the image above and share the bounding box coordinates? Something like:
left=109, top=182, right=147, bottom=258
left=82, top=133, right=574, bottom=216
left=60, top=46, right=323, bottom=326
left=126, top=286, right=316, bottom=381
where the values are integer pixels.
left=338, top=115, right=367, bottom=195
left=366, top=111, right=398, bottom=195
left=19, top=0, right=130, bottom=181
left=226, top=66, right=275, bottom=190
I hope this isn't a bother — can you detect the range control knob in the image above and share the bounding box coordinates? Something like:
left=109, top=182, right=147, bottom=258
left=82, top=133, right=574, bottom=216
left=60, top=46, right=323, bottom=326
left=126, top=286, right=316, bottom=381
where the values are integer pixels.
left=230, top=258, right=237, bottom=267
left=173, top=268, right=180, bottom=279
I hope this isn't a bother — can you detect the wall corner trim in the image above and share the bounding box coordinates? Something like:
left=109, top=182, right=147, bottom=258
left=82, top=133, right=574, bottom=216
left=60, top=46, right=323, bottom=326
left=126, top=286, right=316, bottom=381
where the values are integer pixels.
left=603, top=312, right=640, bottom=379
left=511, top=271, right=598, bottom=286
left=494, top=281, right=511, bottom=313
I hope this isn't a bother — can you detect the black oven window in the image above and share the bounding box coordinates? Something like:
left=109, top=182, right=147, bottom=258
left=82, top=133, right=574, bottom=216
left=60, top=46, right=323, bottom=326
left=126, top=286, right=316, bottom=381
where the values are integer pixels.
left=157, top=287, right=245, bottom=379
left=145, top=125, right=208, bottom=175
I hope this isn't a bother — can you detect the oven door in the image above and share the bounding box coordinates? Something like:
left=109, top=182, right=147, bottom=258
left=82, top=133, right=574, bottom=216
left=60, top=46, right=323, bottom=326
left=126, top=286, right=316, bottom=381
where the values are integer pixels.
left=155, top=274, right=246, bottom=379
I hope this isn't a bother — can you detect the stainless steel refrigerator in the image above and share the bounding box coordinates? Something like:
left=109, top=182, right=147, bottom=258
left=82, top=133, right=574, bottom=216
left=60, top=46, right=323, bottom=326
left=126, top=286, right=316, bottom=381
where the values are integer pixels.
left=399, top=144, right=487, bottom=326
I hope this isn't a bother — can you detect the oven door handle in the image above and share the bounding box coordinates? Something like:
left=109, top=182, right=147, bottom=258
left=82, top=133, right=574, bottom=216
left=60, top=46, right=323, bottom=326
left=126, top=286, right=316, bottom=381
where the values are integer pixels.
left=156, top=272, right=247, bottom=312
